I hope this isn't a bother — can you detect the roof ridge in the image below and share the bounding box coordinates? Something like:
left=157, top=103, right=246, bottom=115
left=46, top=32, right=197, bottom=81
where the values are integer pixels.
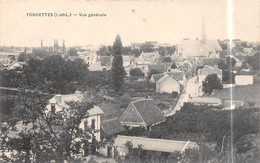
left=117, top=135, right=193, bottom=144
left=131, top=102, right=147, bottom=126
left=101, top=117, right=119, bottom=122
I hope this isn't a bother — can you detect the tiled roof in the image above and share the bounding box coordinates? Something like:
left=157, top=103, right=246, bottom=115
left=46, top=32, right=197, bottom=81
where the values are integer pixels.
left=148, top=64, right=165, bottom=73
left=115, top=135, right=199, bottom=153
left=202, top=58, right=224, bottom=67
left=120, top=99, right=166, bottom=126
left=189, top=97, right=222, bottom=105
left=198, top=65, right=222, bottom=76
left=101, top=118, right=125, bottom=135
left=48, top=93, right=104, bottom=115
left=166, top=69, right=184, bottom=81
left=151, top=74, right=165, bottom=82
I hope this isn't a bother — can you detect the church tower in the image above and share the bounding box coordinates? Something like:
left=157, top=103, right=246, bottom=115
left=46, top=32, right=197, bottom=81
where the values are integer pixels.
left=41, top=39, right=43, bottom=48
left=201, top=14, right=206, bottom=44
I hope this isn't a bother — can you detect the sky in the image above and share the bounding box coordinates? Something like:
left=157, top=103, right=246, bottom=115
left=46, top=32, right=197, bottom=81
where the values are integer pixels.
left=0, top=0, right=259, bottom=47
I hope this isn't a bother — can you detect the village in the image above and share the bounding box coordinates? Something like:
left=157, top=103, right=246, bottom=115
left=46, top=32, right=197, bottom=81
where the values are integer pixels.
left=0, top=33, right=260, bottom=162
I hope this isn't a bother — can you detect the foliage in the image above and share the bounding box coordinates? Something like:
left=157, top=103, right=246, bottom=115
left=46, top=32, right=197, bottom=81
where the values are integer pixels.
left=130, top=68, right=144, bottom=77
left=67, top=48, right=78, bottom=56
left=202, top=74, right=223, bottom=94
left=111, top=35, right=126, bottom=92
left=0, top=91, right=96, bottom=162
left=18, top=52, right=27, bottom=61
left=163, top=57, right=172, bottom=63
left=0, top=97, right=15, bottom=122
left=0, top=55, right=89, bottom=94
left=247, top=52, right=260, bottom=71
left=226, top=56, right=236, bottom=68
left=147, top=69, right=160, bottom=79
left=83, top=70, right=112, bottom=88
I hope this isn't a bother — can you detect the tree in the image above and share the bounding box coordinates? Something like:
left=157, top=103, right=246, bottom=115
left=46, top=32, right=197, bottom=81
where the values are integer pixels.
left=67, top=48, right=78, bottom=56
left=226, top=56, right=236, bottom=68
left=1, top=90, right=95, bottom=162
left=163, top=57, right=172, bottom=63
left=202, top=74, right=223, bottom=95
left=96, top=46, right=109, bottom=56
left=147, top=69, right=160, bottom=79
left=111, top=35, right=126, bottom=92
left=130, top=68, right=144, bottom=77
left=247, top=52, right=260, bottom=71
left=18, top=52, right=27, bottom=61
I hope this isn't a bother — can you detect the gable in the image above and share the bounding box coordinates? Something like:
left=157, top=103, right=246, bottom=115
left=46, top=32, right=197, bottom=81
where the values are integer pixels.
left=120, top=103, right=145, bottom=126
left=133, top=100, right=166, bottom=126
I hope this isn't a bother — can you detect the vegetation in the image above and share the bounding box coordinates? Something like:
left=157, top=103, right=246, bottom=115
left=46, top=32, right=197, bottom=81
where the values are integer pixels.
left=121, top=103, right=260, bottom=162
left=111, top=35, right=126, bottom=92
left=0, top=90, right=97, bottom=162
left=202, top=74, right=223, bottom=94
left=163, top=57, right=171, bottom=63
left=147, top=69, right=161, bottom=79
left=130, top=68, right=144, bottom=78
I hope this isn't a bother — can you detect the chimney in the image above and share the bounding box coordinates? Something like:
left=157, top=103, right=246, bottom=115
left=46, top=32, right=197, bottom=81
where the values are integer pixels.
left=55, top=94, right=62, bottom=103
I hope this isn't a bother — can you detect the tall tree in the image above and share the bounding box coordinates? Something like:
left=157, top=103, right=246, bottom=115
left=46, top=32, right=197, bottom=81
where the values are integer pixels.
left=18, top=52, right=27, bottom=61
left=111, top=35, right=126, bottom=92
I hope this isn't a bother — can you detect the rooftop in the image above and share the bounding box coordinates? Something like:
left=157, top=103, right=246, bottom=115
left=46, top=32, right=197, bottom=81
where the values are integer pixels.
left=114, top=135, right=199, bottom=153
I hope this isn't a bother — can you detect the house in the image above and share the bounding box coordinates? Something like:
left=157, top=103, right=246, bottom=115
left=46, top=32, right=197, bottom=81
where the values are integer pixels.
left=88, top=62, right=103, bottom=71
left=0, top=56, right=11, bottom=66
left=244, top=48, right=254, bottom=56
left=165, top=69, right=185, bottom=84
left=217, top=50, right=228, bottom=58
left=47, top=93, right=104, bottom=142
left=150, top=74, right=165, bottom=83
left=197, top=65, right=222, bottom=84
left=202, top=58, right=225, bottom=67
left=114, top=135, right=199, bottom=156
left=223, top=100, right=244, bottom=109
left=119, top=99, right=166, bottom=128
left=178, top=40, right=222, bottom=58
left=122, top=55, right=132, bottom=67
left=156, top=74, right=181, bottom=94
left=124, top=63, right=136, bottom=76
left=101, top=118, right=125, bottom=139
left=147, top=64, right=166, bottom=74
left=135, top=51, right=160, bottom=64
left=7, top=61, right=26, bottom=70
left=235, top=75, right=253, bottom=85
left=189, top=97, right=222, bottom=106
left=229, top=55, right=242, bottom=67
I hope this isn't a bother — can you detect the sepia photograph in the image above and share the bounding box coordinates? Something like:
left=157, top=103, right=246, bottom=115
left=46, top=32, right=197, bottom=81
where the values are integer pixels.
left=0, top=0, right=259, bottom=162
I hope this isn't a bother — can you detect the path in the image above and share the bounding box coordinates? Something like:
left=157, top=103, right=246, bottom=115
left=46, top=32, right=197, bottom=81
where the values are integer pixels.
left=165, top=76, right=198, bottom=117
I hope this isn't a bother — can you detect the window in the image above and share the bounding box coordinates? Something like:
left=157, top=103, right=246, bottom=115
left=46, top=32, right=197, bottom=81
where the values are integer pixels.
left=91, top=119, right=95, bottom=130
left=51, top=104, right=55, bottom=113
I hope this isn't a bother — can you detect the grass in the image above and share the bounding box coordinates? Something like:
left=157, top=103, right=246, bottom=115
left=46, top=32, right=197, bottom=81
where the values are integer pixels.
left=210, top=83, right=260, bottom=107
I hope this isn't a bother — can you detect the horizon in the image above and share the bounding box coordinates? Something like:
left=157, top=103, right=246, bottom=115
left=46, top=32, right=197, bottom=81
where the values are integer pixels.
left=0, top=0, right=259, bottom=47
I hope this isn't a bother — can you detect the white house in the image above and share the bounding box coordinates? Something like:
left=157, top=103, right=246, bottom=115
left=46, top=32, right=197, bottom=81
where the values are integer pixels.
left=114, top=135, right=199, bottom=157
left=7, top=61, right=26, bottom=70
left=197, top=65, right=222, bottom=84
left=235, top=75, right=253, bottom=85
left=88, top=62, right=103, bottom=71
left=135, top=51, right=160, bottom=64
left=156, top=74, right=180, bottom=94
left=47, top=93, right=104, bottom=142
